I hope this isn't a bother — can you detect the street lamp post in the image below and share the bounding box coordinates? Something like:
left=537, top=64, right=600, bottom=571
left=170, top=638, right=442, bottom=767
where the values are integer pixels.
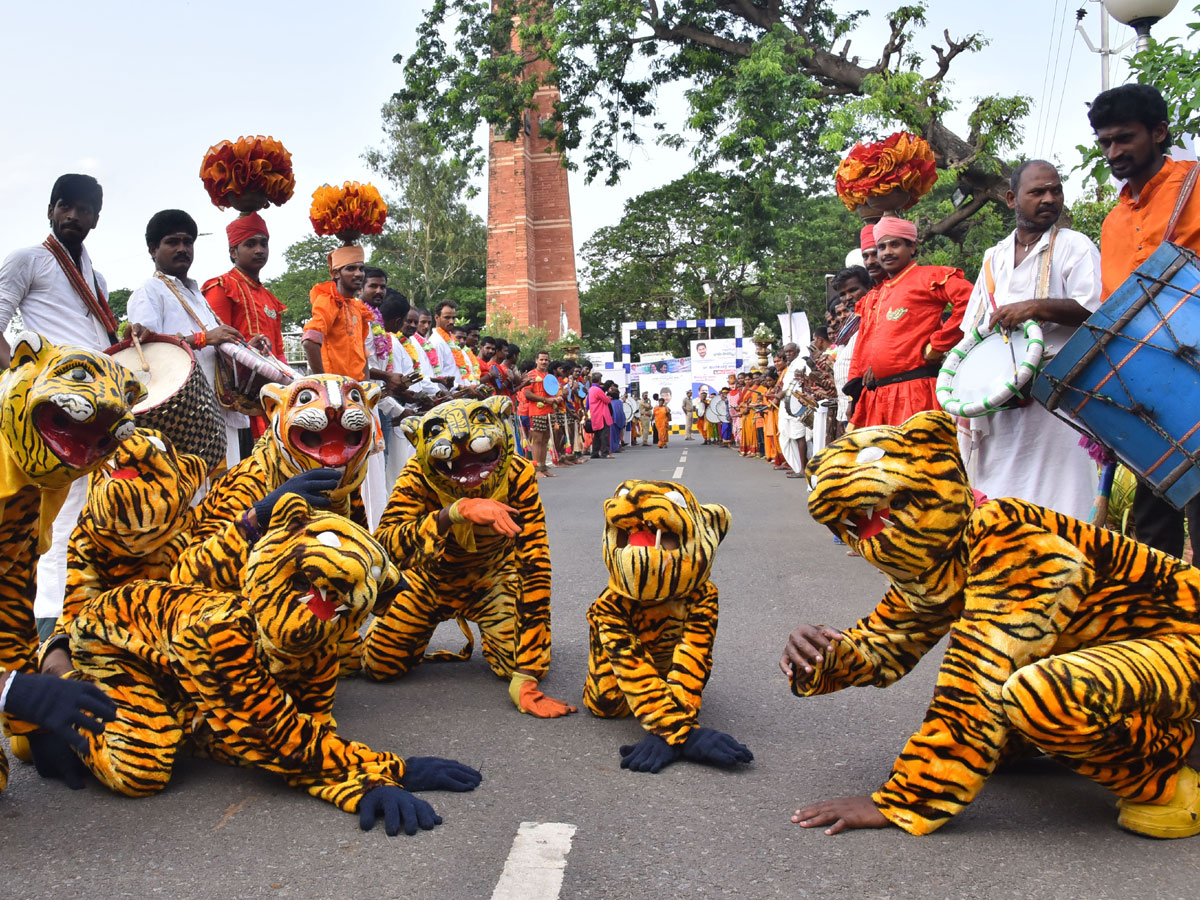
left=1076, top=0, right=1178, bottom=89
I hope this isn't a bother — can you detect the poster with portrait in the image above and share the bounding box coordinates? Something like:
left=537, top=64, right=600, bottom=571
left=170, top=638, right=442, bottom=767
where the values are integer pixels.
left=690, top=338, right=738, bottom=398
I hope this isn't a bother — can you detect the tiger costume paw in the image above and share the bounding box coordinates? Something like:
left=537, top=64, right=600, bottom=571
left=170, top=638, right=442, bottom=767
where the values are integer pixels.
left=403, top=757, right=482, bottom=792
left=681, top=727, right=753, bottom=768
left=358, top=785, right=442, bottom=836
left=619, top=734, right=679, bottom=773
left=509, top=672, right=577, bottom=717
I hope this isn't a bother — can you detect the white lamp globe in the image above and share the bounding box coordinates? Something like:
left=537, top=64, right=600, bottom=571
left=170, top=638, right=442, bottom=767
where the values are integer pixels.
left=1104, top=0, right=1178, bottom=26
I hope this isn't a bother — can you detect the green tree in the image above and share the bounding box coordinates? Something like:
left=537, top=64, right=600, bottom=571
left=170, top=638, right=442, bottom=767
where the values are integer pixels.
left=265, top=235, right=340, bottom=327
left=578, top=171, right=861, bottom=355
left=396, top=1, right=1029, bottom=237
left=108, top=287, right=131, bottom=322
left=365, top=107, right=488, bottom=322
left=1067, top=184, right=1118, bottom=247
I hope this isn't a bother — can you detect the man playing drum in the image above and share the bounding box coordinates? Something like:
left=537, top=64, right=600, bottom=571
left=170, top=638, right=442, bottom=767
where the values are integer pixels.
left=1091, top=84, right=1200, bottom=558
left=848, top=217, right=972, bottom=428
left=128, top=209, right=249, bottom=469
left=0, top=175, right=152, bottom=636
left=960, top=160, right=1102, bottom=520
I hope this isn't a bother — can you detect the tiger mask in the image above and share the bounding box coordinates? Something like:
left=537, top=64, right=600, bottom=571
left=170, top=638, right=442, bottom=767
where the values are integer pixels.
left=260, top=375, right=380, bottom=502
left=244, top=493, right=400, bottom=661
left=401, top=396, right=513, bottom=500
left=86, top=428, right=207, bottom=554
left=806, top=409, right=973, bottom=581
left=602, top=480, right=731, bottom=602
left=0, top=332, right=143, bottom=489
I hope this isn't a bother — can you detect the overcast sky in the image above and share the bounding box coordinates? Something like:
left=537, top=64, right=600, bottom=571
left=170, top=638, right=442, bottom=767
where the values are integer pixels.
left=0, top=0, right=1193, bottom=293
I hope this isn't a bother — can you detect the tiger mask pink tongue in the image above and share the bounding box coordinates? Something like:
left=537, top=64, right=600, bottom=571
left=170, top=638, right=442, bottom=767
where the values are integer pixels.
left=628, top=529, right=657, bottom=547
left=855, top=509, right=890, bottom=541
left=305, top=588, right=337, bottom=621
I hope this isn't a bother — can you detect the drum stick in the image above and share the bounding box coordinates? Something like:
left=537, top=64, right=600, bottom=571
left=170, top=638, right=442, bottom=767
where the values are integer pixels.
left=130, top=329, right=150, bottom=373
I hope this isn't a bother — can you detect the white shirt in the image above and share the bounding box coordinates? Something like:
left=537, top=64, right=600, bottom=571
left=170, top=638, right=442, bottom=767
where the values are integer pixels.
left=963, top=227, right=1102, bottom=357
left=127, top=272, right=249, bottom=428
left=777, top=355, right=809, bottom=439
left=365, top=332, right=416, bottom=419
left=427, top=328, right=462, bottom=385
left=0, top=239, right=111, bottom=349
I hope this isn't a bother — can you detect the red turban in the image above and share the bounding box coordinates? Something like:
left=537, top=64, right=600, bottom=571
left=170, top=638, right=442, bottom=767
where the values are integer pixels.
left=872, top=217, right=918, bottom=244
left=226, top=212, right=269, bottom=248
left=859, top=224, right=876, bottom=252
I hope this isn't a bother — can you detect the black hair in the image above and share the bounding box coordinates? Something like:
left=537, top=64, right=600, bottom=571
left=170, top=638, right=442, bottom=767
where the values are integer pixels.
left=814, top=326, right=830, bottom=341
left=433, top=299, right=457, bottom=317
left=1009, top=158, right=1058, bottom=194
left=831, top=265, right=871, bottom=293
left=535, top=349, right=550, bottom=358
left=518, top=359, right=536, bottom=373
left=1088, top=84, right=1171, bottom=153
left=145, top=209, right=198, bottom=247
left=380, top=290, right=411, bottom=325
left=50, top=174, right=103, bottom=214
left=507, top=343, right=521, bottom=358
left=480, top=335, right=497, bottom=347
left=415, top=308, right=431, bottom=319
left=363, top=266, right=387, bottom=283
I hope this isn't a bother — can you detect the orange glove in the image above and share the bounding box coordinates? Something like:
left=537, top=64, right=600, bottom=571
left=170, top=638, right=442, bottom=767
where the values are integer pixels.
left=447, top=498, right=521, bottom=537
left=509, top=672, right=578, bottom=717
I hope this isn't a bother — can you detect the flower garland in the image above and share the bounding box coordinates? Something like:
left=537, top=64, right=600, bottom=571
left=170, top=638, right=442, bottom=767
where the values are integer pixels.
left=835, top=132, right=938, bottom=212
left=367, top=306, right=393, bottom=371
left=200, top=136, right=295, bottom=211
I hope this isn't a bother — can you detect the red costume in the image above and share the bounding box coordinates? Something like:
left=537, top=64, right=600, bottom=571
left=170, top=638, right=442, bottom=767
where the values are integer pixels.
left=849, top=262, right=971, bottom=427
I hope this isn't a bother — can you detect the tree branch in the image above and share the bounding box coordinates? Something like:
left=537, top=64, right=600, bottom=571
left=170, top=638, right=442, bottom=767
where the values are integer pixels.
left=927, top=30, right=973, bottom=84
left=920, top=193, right=990, bottom=240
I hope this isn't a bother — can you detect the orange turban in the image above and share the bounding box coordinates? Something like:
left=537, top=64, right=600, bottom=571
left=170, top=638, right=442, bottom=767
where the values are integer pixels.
left=327, top=244, right=364, bottom=274
left=872, top=217, right=918, bottom=244
left=859, top=224, right=876, bottom=252
left=227, top=212, right=269, bottom=248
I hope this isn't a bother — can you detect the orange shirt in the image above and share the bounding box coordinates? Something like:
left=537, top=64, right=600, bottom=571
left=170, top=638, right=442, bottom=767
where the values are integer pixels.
left=653, top=405, right=670, bottom=429
left=203, top=267, right=287, bottom=361
left=1100, top=158, right=1200, bottom=299
left=303, top=281, right=371, bottom=379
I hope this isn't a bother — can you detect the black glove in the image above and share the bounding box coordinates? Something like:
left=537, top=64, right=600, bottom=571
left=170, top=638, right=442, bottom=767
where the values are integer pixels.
left=29, top=731, right=89, bottom=789
left=252, top=468, right=341, bottom=529
left=618, top=734, right=680, bottom=774
left=3, top=672, right=116, bottom=752
left=403, top=757, right=482, bottom=792
left=680, top=727, right=753, bottom=768
left=358, top=785, right=442, bottom=836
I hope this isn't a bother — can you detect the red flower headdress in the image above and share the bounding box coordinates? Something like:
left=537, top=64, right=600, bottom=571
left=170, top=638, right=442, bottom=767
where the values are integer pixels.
left=200, top=136, right=295, bottom=213
left=309, top=182, right=388, bottom=245
left=835, top=132, right=938, bottom=213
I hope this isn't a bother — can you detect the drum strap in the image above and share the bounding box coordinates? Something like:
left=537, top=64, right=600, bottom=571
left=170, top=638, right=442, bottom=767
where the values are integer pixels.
left=981, top=227, right=1058, bottom=316
left=154, top=271, right=213, bottom=335
left=42, top=235, right=119, bottom=344
left=1164, top=163, right=1200, bottom=243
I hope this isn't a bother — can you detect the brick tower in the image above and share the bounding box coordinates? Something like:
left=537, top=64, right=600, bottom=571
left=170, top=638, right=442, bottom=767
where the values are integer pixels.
left=486, top=5, right=581, bottom=338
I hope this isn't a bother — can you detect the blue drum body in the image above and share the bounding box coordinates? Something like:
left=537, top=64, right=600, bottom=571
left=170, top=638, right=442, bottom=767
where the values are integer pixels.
left=1033, top=242, right=1200, bottom=509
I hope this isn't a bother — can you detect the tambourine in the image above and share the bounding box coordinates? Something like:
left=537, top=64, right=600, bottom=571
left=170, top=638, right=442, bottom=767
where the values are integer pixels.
left=542, top=373, right=561, bottom=396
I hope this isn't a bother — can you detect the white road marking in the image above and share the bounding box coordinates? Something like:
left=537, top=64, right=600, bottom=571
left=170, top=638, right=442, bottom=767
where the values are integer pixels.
left=678, top=455, right=687, bottom=463
left=491, top=821, right=577, bottom=900
left=672, top=466, right=685, bottom=479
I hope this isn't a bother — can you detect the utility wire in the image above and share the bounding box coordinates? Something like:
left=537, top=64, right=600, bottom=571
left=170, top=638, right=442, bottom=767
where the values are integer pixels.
left=1032, top=0, right=1064, bottom=155
left=1039, top=1, right=1072, bottom=156
left=1049, top=15, right=1081, bottom=156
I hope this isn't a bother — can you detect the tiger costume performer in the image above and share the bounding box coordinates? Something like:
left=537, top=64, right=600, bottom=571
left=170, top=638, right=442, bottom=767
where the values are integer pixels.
left=585, top=480, right=751, bottom=774
left=789, top=409, right=1200, bottom=839
left=0, top=333, right=141, bottom=791
left=362, top=397, right=574, bottom=717
left=42, top=428, right=206, bottom=655
left=67, top=493, right=480, bottom=833
left=174, top=375, right=377, bottom=672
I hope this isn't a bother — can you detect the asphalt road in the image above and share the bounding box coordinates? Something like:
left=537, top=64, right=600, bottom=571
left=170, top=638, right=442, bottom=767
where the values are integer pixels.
left=4, top=437, right=1197, bottom=899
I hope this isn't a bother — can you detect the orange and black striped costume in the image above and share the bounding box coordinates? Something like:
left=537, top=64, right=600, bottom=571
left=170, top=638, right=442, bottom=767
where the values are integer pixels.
left=362, top=398, right=552, bottom=684
left=68, top=494, right=406, bottom=814
left=801, top=409, right=1200, bottom=835
left=584, top=481, right=731, bottom=745
left=0, top=333, right=142, bottom=789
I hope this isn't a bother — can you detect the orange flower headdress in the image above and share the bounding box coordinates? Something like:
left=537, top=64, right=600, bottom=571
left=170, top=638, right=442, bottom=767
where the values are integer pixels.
left=835, top=132, right=938, bottom=214
left=310, top=182, right=388, bottom=245
left=200, top=136, right=295, bottom=213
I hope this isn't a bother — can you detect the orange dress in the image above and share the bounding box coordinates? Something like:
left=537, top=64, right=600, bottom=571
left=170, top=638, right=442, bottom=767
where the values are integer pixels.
left=653, top=405, right=671, bottom=447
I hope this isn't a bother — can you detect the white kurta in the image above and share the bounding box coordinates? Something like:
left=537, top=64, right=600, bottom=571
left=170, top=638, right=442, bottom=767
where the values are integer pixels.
left=361, top=333, right=424, bottom=530
left=961, top=228, right=1103, bottom=520
left=777, top=356, right=810, bottom=473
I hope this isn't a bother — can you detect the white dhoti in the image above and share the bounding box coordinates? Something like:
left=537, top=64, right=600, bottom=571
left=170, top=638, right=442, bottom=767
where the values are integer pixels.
left=33, top=478, right=88, bottom=620
left=966, top=402, right=1098, bottom=520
